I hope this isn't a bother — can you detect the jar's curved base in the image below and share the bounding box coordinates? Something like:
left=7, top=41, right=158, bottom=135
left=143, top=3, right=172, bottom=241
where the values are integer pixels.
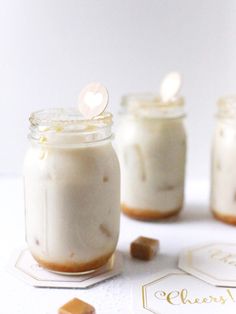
left=32, top=251, right=114, bottom=274
left=121, top=203, right=182, bottom=221
left=212, top=209, right=236, bottom=225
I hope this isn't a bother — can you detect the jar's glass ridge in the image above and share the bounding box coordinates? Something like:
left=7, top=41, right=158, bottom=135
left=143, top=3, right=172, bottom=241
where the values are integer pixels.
left=217, top=95, right=236, bottom=119
left=120, top=93, right=185, bottom=119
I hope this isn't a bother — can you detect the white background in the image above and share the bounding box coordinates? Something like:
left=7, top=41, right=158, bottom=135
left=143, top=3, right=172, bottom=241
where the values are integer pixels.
left=1, top=3, right=236, bottom=313
left=0, top=0, right=236, bottom=180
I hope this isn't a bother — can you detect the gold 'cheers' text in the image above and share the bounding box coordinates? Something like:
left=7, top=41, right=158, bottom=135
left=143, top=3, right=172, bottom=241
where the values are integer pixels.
left=154, top=288, right=235, bottom=305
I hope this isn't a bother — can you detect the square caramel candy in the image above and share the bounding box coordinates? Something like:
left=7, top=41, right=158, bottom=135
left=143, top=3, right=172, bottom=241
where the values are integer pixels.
left=130, top=236, right=159, bottom=260
left=58, top=298, right=95, bottom=314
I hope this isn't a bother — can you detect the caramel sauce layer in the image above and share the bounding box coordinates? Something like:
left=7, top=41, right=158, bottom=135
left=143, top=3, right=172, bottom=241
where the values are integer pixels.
left=122, top=203, right=182, bottom=221
left=212, top=209, right=236, bottom=225
left=32, top=251, right=114, bottom=273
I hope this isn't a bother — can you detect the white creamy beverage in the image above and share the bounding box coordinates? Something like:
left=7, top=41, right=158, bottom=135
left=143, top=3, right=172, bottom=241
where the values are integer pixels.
left=117, top=94, right=186, bottom=220
left=211, top=96, right=236, bottom=225
left=24, top=109, right=120, bottom=273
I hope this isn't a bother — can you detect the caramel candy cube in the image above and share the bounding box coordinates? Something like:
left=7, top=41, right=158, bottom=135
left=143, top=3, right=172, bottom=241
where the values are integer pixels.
left=130, top=236, right=159, bottom=260
left=58, top=298, right=96, bottom=314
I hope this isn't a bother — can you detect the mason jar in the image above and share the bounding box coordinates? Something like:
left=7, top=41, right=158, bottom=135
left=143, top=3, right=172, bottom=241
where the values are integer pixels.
left=116, top=94, right=186, bottom=220
left=24, top=108, right=120, bottom=273
left=211, top=95, right=236, bottom=225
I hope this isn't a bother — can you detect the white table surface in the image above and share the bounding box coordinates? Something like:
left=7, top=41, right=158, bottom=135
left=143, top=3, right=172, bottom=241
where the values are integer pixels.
left=1, top=176, right=235, bottom=314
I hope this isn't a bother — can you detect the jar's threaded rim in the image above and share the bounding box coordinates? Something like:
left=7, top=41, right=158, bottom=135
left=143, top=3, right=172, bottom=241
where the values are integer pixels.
left=28, top=108, right=113, bottom=146
left=29, top=108, right=113, bottom=130
left=121, top=93, right=185, bottom=118
left=121, top=93, right=184, bottom=108
left=217, top=95, right=236, bottom=119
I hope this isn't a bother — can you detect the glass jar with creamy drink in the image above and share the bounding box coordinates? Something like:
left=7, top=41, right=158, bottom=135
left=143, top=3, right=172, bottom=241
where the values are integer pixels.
left=24, top=95, right=120, bottom=273
left=211, top=95, right=236, bottom=225
left=117, top=75, right=186, bottom=220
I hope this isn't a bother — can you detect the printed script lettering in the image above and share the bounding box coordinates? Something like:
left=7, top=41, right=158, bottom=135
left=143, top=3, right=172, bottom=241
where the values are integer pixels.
left=154, top=288, right=235, bottom=305
left=209, top=249, right=236, bottom=267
